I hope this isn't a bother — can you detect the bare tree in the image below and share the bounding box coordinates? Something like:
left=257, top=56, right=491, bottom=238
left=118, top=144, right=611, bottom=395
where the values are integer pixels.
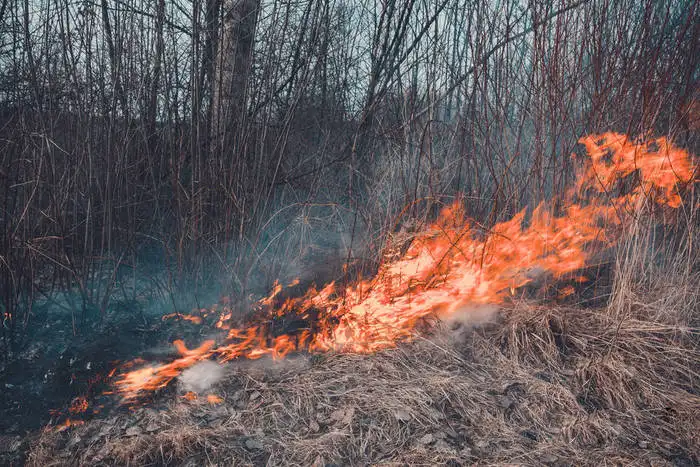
left=0, top=0, right=696, bottom=350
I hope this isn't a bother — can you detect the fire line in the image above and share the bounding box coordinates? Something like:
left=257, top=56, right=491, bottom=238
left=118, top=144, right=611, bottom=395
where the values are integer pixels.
left=112, top=132, right=696, bottom=402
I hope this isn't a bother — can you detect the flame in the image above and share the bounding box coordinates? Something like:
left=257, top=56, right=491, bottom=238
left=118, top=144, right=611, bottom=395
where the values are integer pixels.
left=180, top=392, right=224, bottom=404
left=162, top=312, right=203, bottom=325
left=216, top=311, right=233, bottom=329
left=207, top=394, right=224, bottom=405
left=68, top=396, right=89, bottom=414
left=113, top=133, right=696, bottom=401
left=115, top=340, right=215, bottom=400
left=577, top=133, right=694, bottom=208
left=558, top=285, right=576, bottom=299
left=55, top=418, right=85, bottom=432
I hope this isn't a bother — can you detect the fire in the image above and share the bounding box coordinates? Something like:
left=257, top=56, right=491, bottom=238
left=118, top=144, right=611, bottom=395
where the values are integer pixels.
left=113, top=132, right=696, bottom=401
left=577, top=133, right=694, bottom=208
left=162, top=312, right=203, bottom=325
left=54, top=418, right=85, bottom=432
left=116, top=340, right=215, bottom=400
left=180, top=392, right=224, bottom=404
left=68, top=396, right=89, bottom=414
left=207, top=394, right=224, bottom=404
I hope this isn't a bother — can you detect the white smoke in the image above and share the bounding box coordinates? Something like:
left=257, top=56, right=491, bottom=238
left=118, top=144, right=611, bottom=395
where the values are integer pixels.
left=178, top=360, right=225, bottom=394
left=442, top=304, right=499, bottom=336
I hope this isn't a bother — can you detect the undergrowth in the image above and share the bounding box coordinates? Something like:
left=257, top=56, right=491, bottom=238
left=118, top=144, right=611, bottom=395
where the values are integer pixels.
left=25, top=205, right=700, bottom=466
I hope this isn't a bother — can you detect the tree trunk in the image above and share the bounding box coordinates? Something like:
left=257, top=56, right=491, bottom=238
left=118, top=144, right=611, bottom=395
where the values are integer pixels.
left=211, top=0, right=260, bottom=156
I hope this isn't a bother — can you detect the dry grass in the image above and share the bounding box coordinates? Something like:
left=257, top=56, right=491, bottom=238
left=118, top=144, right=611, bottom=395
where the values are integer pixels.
left=25, top=205, right=700, bottom=466
left=27, top=295, right=699, bottom=466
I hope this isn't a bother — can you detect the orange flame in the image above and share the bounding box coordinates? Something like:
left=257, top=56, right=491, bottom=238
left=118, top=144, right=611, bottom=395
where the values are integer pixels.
left=577, top=133, right=694, bottom=208
left=207, top=394, right=224, bottom=405
left=162, top=312, right=203, bottom=325
left=115, top=339, right=215, bottom=400
left=68, top=396, right=89, bottom=414
left=55, top=418, right=85, bottom=432
left=113, top=133, right=696, bottom=401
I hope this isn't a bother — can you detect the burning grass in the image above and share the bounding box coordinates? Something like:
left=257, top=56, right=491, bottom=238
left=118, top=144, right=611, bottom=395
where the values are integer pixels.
left=97, top=132, right=696, bottom=404
left=21, top=132, right=700, bottom=464
left=27, top=289, right=699, bottom=465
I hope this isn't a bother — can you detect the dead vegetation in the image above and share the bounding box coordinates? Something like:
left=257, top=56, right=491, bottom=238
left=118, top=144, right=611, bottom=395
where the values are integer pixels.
left=26, top=283, right=699, bottom=465
left=18, top=173, right=700, bottom=466
left=2, top=0, right=698, bottom=464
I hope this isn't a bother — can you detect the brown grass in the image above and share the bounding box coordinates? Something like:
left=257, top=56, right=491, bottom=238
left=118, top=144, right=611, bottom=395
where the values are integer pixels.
left=27, top=296, right=699, bottom=466
left=25, top=204, right=700, bottom=466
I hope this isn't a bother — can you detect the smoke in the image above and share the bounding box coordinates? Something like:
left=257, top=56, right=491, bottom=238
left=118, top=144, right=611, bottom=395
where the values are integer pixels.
left=253, top=204, right=366, bottom=291
left=177, top=360, right=225, bottom=394
left=442, top=304, right=499, bottom=333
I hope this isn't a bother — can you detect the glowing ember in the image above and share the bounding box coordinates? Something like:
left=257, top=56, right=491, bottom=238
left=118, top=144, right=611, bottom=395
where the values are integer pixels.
left=207, top=394, right=224, bottom=405
left=558, top=285, right=576, bottom=299
left=162, top=312, right=203, bottom=325
left=55, top=419, right=85, bottom=432
left=112, top=132, right=696, bottom=401
left=68, top=396, right=89, bottom=414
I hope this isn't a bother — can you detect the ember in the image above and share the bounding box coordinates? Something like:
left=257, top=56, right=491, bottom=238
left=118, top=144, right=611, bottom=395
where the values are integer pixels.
left=162, top=313, right=204, bottom=325
left=68, top=396, right=89, bottom=415
left=207, top=394, right=224, bottom=405
left=54, top=419, right=85, bottom=432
